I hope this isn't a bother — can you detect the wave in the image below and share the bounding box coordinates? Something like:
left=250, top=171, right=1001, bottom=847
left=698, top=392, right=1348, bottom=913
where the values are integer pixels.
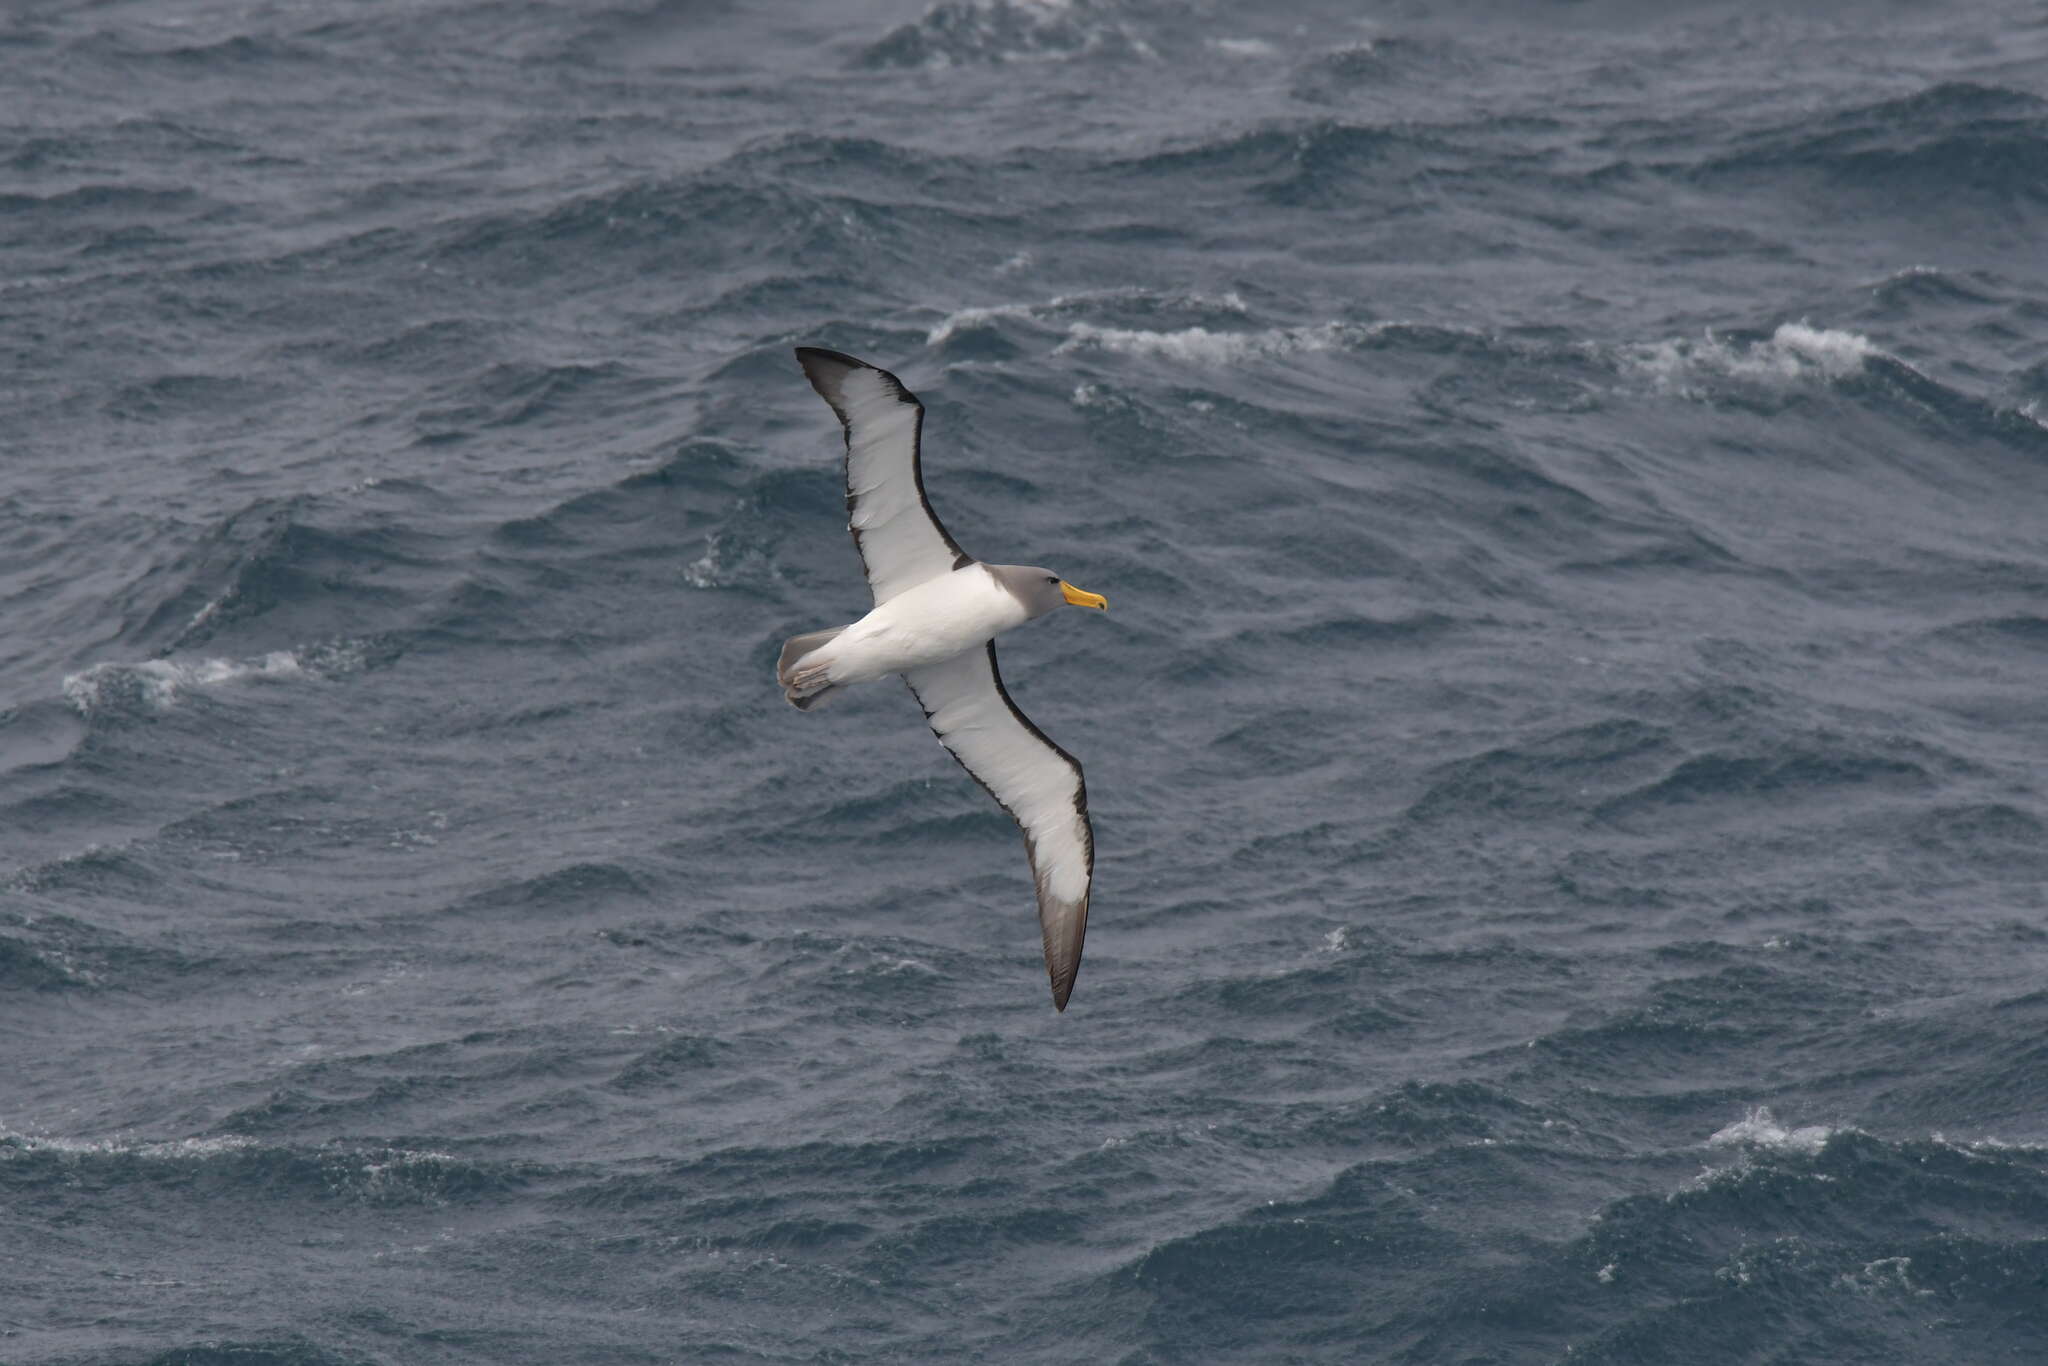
left=1613, top=321, right=2048, bottom=452
left=925, top=286, right=1252, bottom=348
left=1405, top=719, right=1678, bottom=825
left=0, top=182, right=205, bottom=221
left=1057, top=320, right=1358, bottom=364
left=911, top=259, right=2043, bottom=470
left=1207, top=36, right=1280, bottom=60
left=489, top=438, right=828, bottom=600
left=0, top=930, right=89, bottom=989
left=98, top=1339, right=358, bottom=1366
left=910, top=263, right=2048, bottom=480
left=1864, top=263, right=2005, bottom=311
left=922, top=292, right=1928, bottom=417
left=1619, top=322, right=1877, bottom=390
left=929, top=291, right=1516, bottom=372
left=1098, top=116, right=1451, bottom=205
left=1705, top=1105, right=1832, bottom=1156
left=449, top=860, right=657, bottom=916
left=856, top=0, right=1163, bottom=69
left=0, top=1127, right=535, bottom=1206
left=1066, top=1104, right=2048, bottom=1361
left=120, top=491, right=455, bottom=658
left=1302, top=1079, right=1575, bottom=1151
left=431, top=161, right=1009, bottom=304
left=63, top=650, right=304, bottom=715
left=1592, top=739, right=1952, bottom=825
left=408, top=358, right=656, bottom=442
left=1698, top=81, right=2048, bottom=206
left=1549, top=1117, right=2048, bottom=1361
left=555, top=1135, right=990, bottom=1213
left=61, top=638, right=382, bottom=718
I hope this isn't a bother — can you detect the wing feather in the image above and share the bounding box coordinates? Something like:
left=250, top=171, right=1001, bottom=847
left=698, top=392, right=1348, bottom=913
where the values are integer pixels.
left=902, top=644, right=1093, bottom=1011
left=795, top=348, right=971, bottom=605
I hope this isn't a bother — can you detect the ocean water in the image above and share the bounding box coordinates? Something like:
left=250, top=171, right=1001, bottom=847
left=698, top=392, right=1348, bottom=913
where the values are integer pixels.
left=6, top=0, right=2048, bottom=1361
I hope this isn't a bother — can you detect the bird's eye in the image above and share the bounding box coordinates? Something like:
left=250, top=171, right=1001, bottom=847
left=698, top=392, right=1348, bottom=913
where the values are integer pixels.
left=1046, top=576, right=1058, bottom=584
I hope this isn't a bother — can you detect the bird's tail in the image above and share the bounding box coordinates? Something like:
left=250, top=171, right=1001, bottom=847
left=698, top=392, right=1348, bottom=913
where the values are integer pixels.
left=777, top=627, right=847, bottom=710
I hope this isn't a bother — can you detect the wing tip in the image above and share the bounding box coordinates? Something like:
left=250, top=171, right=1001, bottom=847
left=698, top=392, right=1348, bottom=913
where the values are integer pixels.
left=794, top=346, right=857, bottom=409
left=794, top=344, right=862, bottom=373
left=1042, top=892, right=1089, bottom=1013
left=794, top=345, right=919, bottom=410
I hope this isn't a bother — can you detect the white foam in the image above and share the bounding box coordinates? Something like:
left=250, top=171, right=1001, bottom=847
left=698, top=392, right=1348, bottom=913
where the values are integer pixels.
left=927, top=301, right=1043, bottom=345
left=0, top=1129, right=257, bottom=1161
left=1707, top=1106, right=1833, bottom=1155
left=682, top=525, right=780, bottom=590
left=925, top=288, right=1249, bottom=346
left=59, top=637, right=382, bottom=716
left=1870, top=264, right=1944, bottom=288
left=1622, top=323, right=1879, bottom=393
left=1209, top=37, right=1279, bottom=58
left=1835, top=1255, right=1923, bottom=1296
left=360, top=1147, right=455, bottom=1178
left=889, top=0, right=1157, bottom=68
left=1772, top=323, right=1876, bottom=378
left=184, top=586, right=235, bottom=634
left=1055, top=320, right=1354, bottom=364
left=63, top=650, right=305, bottom=716
left=1933, top=1131, right=2048, bottom=1156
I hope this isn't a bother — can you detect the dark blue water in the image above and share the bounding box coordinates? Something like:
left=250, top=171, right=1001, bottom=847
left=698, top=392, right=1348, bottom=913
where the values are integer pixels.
left=7, top=1, right=2048, bottom=1361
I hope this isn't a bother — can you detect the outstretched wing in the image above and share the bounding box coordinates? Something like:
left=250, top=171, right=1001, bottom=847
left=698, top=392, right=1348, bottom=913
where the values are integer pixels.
left=902, top=643, right=1094, bottom=1012
left=795, top=347, right=971, bottom=605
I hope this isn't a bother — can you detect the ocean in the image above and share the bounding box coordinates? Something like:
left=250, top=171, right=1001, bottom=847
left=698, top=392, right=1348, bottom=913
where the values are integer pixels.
left=6, top=1, right=2048, bottom=1361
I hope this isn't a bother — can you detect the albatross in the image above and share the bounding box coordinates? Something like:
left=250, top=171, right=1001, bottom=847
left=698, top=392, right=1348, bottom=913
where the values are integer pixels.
left=776, top=347, right=1108, bottom=1011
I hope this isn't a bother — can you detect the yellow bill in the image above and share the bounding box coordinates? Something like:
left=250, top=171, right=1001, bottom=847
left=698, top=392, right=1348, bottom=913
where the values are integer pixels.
left=1060, top=581, right=1108, bottom=610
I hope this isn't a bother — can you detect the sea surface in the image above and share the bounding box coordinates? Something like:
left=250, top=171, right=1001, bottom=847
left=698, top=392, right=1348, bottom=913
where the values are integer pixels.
left=6, top=1, right=2048, bottom=1362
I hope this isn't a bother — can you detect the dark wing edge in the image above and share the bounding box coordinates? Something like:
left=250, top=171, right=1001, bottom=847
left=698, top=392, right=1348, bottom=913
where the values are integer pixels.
left=987, top=642, right=1094, bottom=1012
left=793, top=347, right=974, bottom=576
left=904, top=642, right=1095, bottom=1011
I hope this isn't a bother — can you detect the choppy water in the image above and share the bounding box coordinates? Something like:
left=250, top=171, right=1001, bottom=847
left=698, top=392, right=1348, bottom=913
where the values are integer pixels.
left=7, top=1, right=2048, bottom=1361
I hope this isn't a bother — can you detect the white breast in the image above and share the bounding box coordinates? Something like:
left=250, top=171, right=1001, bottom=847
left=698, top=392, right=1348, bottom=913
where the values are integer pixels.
left=831, top=566, right=1026, bottom=683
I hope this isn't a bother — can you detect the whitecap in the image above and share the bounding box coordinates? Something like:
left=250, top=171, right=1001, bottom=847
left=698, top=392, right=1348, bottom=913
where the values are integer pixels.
left=927, top=300, right=1044, bottom=345
left=0, top=1129, right=257, bottom=1161
left=864, top=0, right=1158, bottom=69
left=1932, top=1131, right=2048, bottom=1156
left=63, top=651, right=305, bottom=716
left=1835, top=1255, right=1924, bottom=1296
left=59, top=637, right=380, bottom=717
left=925, top=287, right=1249, bottom=346
left=1209, top=37, right=1280, bottom=59
left=1771, top=323, right=1877, bottom=378
left=1055, top=320, right=1354, bottom=363
left=682, top=525, right=779, bottom=590
left=1621, top=323, right=1879, bottom=392
left=1706, top=1106, right=1833, bottom=1155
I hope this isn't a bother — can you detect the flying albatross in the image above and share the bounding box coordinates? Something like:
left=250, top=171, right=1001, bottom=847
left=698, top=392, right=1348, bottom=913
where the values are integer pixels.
left=777, top=347, right=1109, bottom=1011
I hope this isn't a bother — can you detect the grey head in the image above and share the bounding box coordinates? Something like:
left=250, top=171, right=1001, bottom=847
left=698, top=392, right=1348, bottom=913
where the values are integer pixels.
left=986, top=563, right=1110, bottom=618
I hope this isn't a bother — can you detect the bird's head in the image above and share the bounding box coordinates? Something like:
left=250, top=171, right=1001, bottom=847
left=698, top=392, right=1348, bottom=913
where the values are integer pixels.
left=993, top=564, right=1109, bottom=619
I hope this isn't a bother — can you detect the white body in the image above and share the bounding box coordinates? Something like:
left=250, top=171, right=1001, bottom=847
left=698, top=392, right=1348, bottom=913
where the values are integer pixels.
left=805, top=565, right=1027, bottom=687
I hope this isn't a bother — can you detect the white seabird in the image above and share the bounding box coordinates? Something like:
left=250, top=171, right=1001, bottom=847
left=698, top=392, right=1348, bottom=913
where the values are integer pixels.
left=778, top=347, right=1109, bottom=1011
